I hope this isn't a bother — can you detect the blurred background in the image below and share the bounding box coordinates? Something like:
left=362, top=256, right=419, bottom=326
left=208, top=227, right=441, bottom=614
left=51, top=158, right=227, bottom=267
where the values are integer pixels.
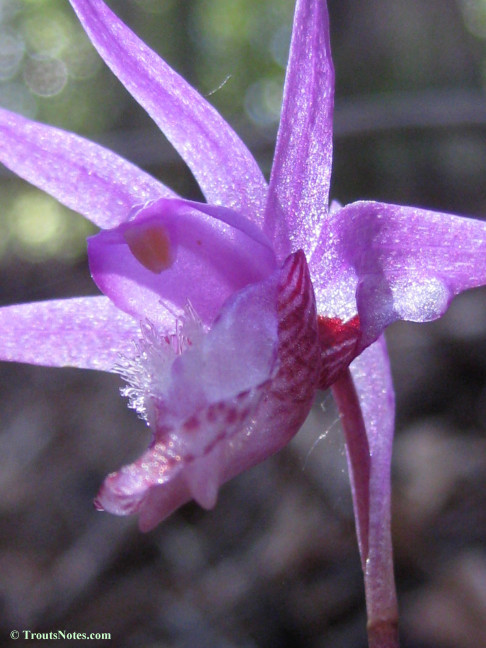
left=1, top=0, right=486, bottom=646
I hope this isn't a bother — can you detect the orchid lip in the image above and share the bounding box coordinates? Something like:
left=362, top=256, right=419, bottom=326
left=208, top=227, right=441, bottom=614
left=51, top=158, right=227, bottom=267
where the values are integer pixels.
left=96, top=250, right=319, bottom=526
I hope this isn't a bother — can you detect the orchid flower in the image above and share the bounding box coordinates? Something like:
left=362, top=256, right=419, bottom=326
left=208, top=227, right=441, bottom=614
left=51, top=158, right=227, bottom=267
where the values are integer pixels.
left=1, top=1, right=486, bottom=646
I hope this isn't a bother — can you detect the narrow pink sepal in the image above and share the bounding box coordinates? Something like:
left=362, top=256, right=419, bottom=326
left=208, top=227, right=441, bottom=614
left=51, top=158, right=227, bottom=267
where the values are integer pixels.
left=69, top=0, right=267, bottom=222
left=0, top=107, right=171, bottom=229
left=0, top=296, right=145, bottom=371
left=265, top=0, right=334, bottom=261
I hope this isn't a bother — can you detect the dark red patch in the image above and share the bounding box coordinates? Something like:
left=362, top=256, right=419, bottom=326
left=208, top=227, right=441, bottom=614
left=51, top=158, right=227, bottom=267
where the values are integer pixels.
left=318, top=314, right=360, bottom=345
left=286, top=266, right=304, bottom=305
left=239, top=408, right=251, bottom=421
left=183, top=415, right=200, bottom=432
left=206, top=404, right=217, bottom=422
left=317, top=315, right=361, bottom=390
left=225, top=408, right=238, bottom=424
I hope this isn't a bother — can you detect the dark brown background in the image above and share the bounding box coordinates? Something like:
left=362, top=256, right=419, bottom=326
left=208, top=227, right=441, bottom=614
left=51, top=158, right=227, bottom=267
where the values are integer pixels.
left=1, top=0, right=486, bottom=646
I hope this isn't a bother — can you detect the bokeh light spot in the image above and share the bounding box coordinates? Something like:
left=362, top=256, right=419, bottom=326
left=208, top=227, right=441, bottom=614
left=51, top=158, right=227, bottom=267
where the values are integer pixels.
left=0, top=27, right=24, bottom=80
left=23, top=54, right=68, bottom=97
left=8, top=191, right=95, bottom=262
left=21, top=9, right=73, bottom=57
left=62, top=33, right=101, bottom=80
left=244, top=77, right=283, bottom=127
left=269, top=24, right=291, bottom=68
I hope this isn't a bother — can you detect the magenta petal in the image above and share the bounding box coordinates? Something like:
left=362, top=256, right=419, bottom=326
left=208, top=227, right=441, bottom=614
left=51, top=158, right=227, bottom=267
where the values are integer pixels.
left=88, top=198, right=277, bottom=326
left=311, top=200, right=486, bottom=347
left=0, top=108, right=170, bottom=229
left=0, top=296, right=145, bottom=371
left=69, top=0, right=267, bottom=221
left=265, top=0, right=334, bottom=260
left=344, top=335, right=398, bottom=635
left=96, top=251, right=321, bottom=530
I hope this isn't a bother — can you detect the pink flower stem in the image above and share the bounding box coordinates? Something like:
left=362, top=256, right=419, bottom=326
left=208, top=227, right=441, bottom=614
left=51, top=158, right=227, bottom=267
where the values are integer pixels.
left=331, top=370, right=371, bottom=567
left=367, top=619, right=400, bottom=648
left=332, top=369, right=399, bottom=648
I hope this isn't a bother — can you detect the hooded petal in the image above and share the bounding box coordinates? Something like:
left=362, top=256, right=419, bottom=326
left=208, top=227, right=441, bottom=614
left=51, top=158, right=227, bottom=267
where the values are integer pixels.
left=311, top=201, right=486, bottom=348
left=0, top=296, right=148, bottom=371
left=333, top=336, right=398, bottom=641
left=0, top=108, right=170, bottom=229
left=88, top=198, right=277, bottom=327
left=265, top=0, right=334, bottom=260
left=95, top=250, right=321, bottom=530
left=69, top=0, right=267, bottom=221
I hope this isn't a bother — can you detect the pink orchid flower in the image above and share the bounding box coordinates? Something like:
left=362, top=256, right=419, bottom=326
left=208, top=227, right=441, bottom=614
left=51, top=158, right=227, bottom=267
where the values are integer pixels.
left=1, top=1, right=486, bottom=646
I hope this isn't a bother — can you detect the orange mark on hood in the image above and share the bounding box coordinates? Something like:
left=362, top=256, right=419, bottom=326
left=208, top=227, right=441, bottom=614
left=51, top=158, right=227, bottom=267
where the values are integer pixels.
left=124, top=222, right=174, bottom=274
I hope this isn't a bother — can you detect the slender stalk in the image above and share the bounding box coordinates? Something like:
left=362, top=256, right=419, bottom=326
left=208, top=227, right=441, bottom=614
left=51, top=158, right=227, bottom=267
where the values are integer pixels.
left=332, top=369, right=399, bottom=648
left=368, top=619, right=400, bottom=648
left=331, top=370, right=370, bottom=566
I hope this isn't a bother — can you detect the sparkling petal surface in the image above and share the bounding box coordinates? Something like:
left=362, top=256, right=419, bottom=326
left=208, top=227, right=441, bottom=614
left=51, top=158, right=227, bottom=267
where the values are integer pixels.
left=69, top=0, right=267, bottom=222
left=0, top=296, right=146, bottom=371
left=310, top=200, right=486, bottom=347
left=0, top=107, right=170, bottom=229
left=265, top=0, right=334, bottom=261
left=96, top=251, right=321, bottom=529
left=89, top=198, right=277, bottom=326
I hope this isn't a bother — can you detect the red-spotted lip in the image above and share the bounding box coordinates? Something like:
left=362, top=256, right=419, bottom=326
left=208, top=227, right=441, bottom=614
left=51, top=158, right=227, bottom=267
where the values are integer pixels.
left=96, top=251, right=322, bottom=528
